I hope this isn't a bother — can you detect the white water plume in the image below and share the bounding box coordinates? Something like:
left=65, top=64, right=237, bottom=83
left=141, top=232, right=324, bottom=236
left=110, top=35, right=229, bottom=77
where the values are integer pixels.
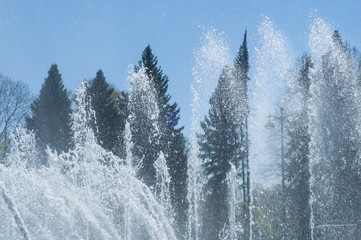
left=187, top=28, right=231, bottom=240
left=249, top=17, right=294, bottom=183
left=0, top=81, right=177, bottom=240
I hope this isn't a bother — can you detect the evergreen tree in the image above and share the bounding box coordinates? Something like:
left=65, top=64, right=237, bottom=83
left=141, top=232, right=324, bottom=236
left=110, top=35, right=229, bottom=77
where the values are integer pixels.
left=199, top=67, right=243, bottom=239
left=86, top=70, right=127, bottom=157
left=234, top=30, right=251, bottom=240
left=128, top=67, right=159, bottom=188
left=167, top=132, right=188, bottom=238
left=285, top=55, right=312, bottom=240
left=136, top=45, right=188, bottom=238
left=198, top=32, right=250, bottom=239
left=26, top=64, right=72, bottom=164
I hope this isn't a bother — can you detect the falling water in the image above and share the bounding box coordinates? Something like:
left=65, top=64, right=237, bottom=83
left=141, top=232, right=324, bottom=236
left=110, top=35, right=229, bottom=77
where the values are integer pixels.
left=126, top=65, right=161, bottom=171
left=0, top=81, right=177, bottom=240
left=125, top=65, right=175, bottom=238
left=1, top=15, right=360, bottom=240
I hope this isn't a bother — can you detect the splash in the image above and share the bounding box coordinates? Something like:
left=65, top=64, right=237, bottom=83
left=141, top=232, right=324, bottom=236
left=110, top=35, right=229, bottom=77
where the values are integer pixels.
left=0, top=81, right=177, bottom=240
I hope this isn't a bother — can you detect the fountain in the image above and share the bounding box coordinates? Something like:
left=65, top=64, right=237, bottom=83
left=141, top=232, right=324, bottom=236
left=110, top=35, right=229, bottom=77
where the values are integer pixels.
left=0, top=80, right=176, bottom=240
left=1, top=15, right=360, bottom=240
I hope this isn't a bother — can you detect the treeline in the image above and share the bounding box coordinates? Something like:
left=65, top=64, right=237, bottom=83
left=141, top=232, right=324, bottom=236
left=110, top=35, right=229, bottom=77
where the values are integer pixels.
left=1, top=29, right=361, bottom=240
left=0, top=45, right=188, bottom=238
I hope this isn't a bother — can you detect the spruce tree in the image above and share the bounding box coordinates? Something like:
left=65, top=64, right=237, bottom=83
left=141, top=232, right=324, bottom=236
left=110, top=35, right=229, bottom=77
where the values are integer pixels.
left=136, top=45, right=188, bottom=238
left=234, top=30, right=251, bottom=240
left=86, top=70, right=127, bottom=157
left=26, top=64, right=72, bottom=164
left=198, top=32, right=250, bottom=239
left=199, top=67, right=242, bottom=239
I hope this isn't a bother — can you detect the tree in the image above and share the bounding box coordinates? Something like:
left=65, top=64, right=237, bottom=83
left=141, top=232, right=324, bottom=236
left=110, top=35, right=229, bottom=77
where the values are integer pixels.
left=234, top=30, right=251, bottom=240
left=199, top=67, right=243, bottom=239
left=0, top=74, right=32, bottom=159
left=167, top=132, right=188, bottom=238
left=285, top=55, right=312, bottom=240
left=26, top=64, right=73, bottom=164
left=85, top=70, right=127, bottom=157
left=135, top=45, right=188, bottom=238
left=198, top=31, right=250, bottom=239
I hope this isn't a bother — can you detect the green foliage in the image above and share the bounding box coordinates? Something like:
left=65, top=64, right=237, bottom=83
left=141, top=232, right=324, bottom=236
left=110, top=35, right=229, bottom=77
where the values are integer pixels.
left=198, top=31, right=250, bottom=239
left=135, top=45, right=188, bottom=238
left=235, top=30, right=250, bottom=78
left=26, top=64, right=73, bottom=164
left=199, top=68, right=236, bottom=239
left=235, top=30, right=251, bottom=239
left=199, top=67, right=247, bottom=239
left=86, top=70, right=127, bottom=158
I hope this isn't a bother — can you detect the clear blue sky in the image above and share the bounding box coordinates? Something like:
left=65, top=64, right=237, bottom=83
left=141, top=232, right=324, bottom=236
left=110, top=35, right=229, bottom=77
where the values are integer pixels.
left=1, top=0, right=360, bottom=136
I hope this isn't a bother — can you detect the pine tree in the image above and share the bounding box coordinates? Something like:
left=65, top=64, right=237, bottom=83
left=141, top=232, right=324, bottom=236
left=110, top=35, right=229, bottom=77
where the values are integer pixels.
left=285, top=55, right=312, bottom=240
left=136, top=45, right=188, bottom=238
left=86, top=70, right=127, bottom=157
left=26, top=64, right=73, bottom=164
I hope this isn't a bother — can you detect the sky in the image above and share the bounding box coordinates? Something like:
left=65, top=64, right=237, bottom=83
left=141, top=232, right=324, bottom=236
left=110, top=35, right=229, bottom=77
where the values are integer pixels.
left=1, top=0, right=361, bottom=138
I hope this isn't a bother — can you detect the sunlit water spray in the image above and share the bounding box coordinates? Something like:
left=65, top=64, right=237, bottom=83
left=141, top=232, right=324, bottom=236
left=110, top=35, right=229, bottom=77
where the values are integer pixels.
left=250, top=17, right=294, bottom=181
left=126, top=65, right=175, bottom=238
left=1, top=15, right=360, bottom=240
left=308, top=16, right=360, bottom=239
left=187, top=28, right=231, bottom=240
left=307, top=17, right=334, bottom=240
left=0, top=81, right=177, bottom=240
left=250, top=17, right=295, bottom=239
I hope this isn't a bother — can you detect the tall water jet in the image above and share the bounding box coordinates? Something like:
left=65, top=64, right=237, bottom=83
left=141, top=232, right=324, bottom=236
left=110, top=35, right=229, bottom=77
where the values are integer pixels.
left=126, top=65, right=161, bottom=172
left=307, top=17, right=333, bottom=240
left=125, top=65, right=176, bottom=238
left=250, top=17, right=294, bottom=181
left=250, top=17, right=294, bottom=239
left=187, top=28, right=231, bottom=240
left=308, top=17, right=361, bottom=239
